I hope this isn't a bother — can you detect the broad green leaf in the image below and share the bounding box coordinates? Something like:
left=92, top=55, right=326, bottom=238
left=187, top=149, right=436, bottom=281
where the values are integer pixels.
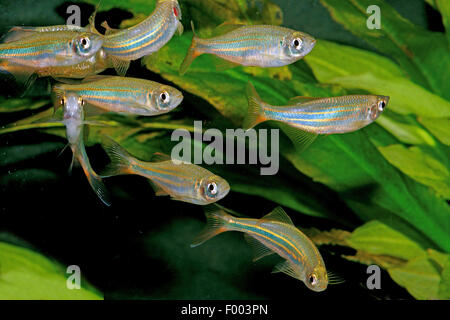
left=438, top=254, right=450, bottom=299
left=376, top=110, right=436, bottom=146
left=304, top=40, right=450, bottom=118
left=0, top=242, right=102, bottom=300
left=85, top=0, right=157, bottom=15
left=418, top=117, right=450, bottom=146
left=378, top=144, right=450, bottom=199
left=325, top=73, right=450, bottom=117
left=0, top=97, right=48, bottom=113
left=347, top=220, right=426, bottom=260
left=319, top=0, right=450, bottom=99
left=389, top=253, right=445, bottom=300
left=434, top=0, right=450, bottom=42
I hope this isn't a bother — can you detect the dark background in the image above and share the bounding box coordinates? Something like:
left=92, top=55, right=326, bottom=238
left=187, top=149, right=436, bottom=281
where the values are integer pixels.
left=0, top=0, right=442, bottom=300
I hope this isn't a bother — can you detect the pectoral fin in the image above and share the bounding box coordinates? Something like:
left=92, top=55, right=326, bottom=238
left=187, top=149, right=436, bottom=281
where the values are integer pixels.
left=110, top=56, right=130, bottom=77
left=272, top=260, right=300, bottom=280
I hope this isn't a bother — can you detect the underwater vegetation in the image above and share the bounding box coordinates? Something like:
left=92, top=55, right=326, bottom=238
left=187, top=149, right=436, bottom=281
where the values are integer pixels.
left=0, top=0, right=449, bottom=300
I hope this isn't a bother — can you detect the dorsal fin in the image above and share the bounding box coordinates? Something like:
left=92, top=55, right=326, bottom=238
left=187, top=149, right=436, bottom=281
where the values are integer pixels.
left=151, top=152, right=172, bottom=162
left=260, top=207, right=294, bottom=225
left=101, top=21, right=121, bottom=35
left=213, top=22, right=246, bottom=36
left=82, top=75, right=113, bottom=83
left=288, top=96, right=321, bottom=105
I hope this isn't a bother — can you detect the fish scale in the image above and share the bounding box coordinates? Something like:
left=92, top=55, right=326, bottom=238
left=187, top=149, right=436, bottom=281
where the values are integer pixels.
left=0, top=31, right=103, bottom=68
left=100, top=138, right=230, bottom=205
left=244, top=83, right=389, bottom=137
left=53, top=76, right=183, bottom=116
left=102, top=0, right=182, bottom=60
left=179, top=23, right=316, bottom=74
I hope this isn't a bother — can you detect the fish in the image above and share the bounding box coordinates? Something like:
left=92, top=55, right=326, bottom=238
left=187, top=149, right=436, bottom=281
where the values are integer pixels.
left=179, top=22, right=316, bottom=75
left=52, top=75, right=183, bottom=116
left=0, top=29, right=103, bottom=68
left=191, top=205, right=328, bottom=292
left=59, top=92, right=111, bottom=206
left=243, top=82, right=389, bottom=151
left=94, top=0, right=183, bottom=76
left=100, top=137, right=230, bottom=205
left=0, top=28, right=104, bottom=86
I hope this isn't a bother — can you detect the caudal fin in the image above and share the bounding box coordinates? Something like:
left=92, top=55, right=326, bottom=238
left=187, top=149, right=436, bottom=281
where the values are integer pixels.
left=100, top=136, right=134, bottom=178
left=179, top=21, right=201, bottom=76
left=85, top=167, right=111, bottom=207
left=190, top=204, right=233, bottom=247
left=73, top=141, right=111, bottom=206
left=242, top=82, right=266, bottom=130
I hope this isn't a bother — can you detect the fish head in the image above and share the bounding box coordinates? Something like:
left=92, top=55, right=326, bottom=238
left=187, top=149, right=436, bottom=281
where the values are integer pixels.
left=62, top=93, right=84, bottom=121
left=171, top=0, right=182, bottom=22
left=282, top=31, right=316, bottom=60
left=71, top=32, right=103, bottom=58
left=305, top=264, right=328, bottom=292
left=151, top=85, right=184, bottom=113
left=198, top=174, right=230, bottom=204
left=366, top=95, right=389, bottom=121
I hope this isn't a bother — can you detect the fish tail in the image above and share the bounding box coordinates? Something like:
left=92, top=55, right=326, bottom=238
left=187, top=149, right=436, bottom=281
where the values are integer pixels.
left=242, top=82, right=266, bottom=130
left=191, top=204, right=233, bottom=247
left=73, top=140, right=111, bottom=207
left=179, top=21, right=201, bottom=75
left=100, top=136, right=135, bottom=177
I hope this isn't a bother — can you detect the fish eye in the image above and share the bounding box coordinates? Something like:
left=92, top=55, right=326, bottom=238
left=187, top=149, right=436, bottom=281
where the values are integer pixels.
left=378, top=100, right=386, bottom=112
left=80, top=37, right=90, bottom=49
left=309, top=274, right=317, bottom=286
left=60, top=97, right=66, bottom=106
left=292, top=38, right=302, bottom=50
left=78, top=97, right=85, bottom=107
left=160, top=91, right=170, bottom=104
left=206, top=182, right=218, bottom=196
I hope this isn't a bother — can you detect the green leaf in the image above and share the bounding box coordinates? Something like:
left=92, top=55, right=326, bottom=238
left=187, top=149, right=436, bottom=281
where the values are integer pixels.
left=0, top=97, right=48, bottom=113
left=347, top=220, right=426, bottom=260
left=0, top=241, right=102, bottom=300
left=319, top=0, right=450, bottom=99
left=378, top=144, right=450, bottom=199
left=418, top=117, right=450, bottom=146
left=376, top=110, right=436, bottom=146
left=434, top=0, right=450, bottom=42
left=304, top=40, right=450, bottom=118
left=388, top=253, right=444, bottom=300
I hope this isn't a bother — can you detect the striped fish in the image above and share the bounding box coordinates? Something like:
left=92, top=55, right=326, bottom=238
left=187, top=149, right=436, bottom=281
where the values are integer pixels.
left=52, top=75, right=183, bottom=116
left=0, top=28, right=103, bottom=86
left=100, top=138, right=230, bottom=205
left=192, top=205, right=328, bottom=292
left=97, top=0, right=183, bottom=75
left=0, top=29, right=103, bottom=68
left=60, top=93, right=110, bottom=206
left=243, top=82, right=389, bottom=150
left=179, top=23, right=316, bottom=75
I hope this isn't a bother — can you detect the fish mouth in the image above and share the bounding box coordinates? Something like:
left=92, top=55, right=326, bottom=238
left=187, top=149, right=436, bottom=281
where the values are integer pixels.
left=216, top=180, right=231, bottom=201
left=171, top=91, right=184, bottom=109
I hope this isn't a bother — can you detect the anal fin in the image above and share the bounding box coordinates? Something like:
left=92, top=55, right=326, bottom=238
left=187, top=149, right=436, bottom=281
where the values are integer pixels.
left=278, top=123, right=318, bottom=153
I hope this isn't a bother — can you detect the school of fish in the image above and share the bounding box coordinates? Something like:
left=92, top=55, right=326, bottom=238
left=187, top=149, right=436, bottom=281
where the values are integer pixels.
left=1, top=0, right=390, bottom=292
